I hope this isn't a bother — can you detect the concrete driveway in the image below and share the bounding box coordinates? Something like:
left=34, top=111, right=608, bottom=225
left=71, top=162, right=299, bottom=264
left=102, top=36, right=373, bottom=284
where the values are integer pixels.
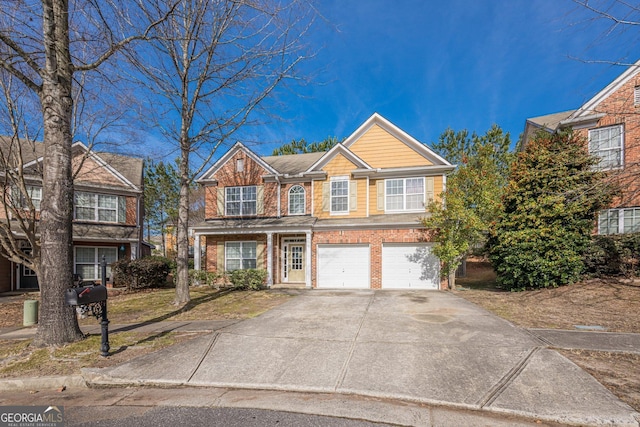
left=87, top=290, right=639, bottom=426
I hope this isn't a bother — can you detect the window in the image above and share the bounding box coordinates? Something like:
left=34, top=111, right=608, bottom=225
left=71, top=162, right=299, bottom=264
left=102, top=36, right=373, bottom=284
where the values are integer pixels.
left=75, top=246, right=118, bottom=280
left=385, top=177, right=425, bottom=211
left=598, top=208, right=640, bottom=234
left=225, top=186, right=256, bottom=216
left=330, top=179, right=349, bottom=214
left=236, top=158, right=244, bottom=172
left=74, top=192, right=126, bottom=223
left=635, top=86, right=640, bottom=106
left=225, top=241, right=257, bottom=270
left=589, top=125, right=623, bottom=169
left=598, top=209, right=619, bottom=235
left=288, top=185, right=305, bottom=215
left=623, top=208, right=640, bottom=233
left=12, top=185, right=42, bottom=210
left=22, top=249, right=36, bottom=276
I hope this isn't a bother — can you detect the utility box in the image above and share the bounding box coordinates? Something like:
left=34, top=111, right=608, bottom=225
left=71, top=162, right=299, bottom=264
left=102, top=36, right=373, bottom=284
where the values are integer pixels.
left=23, top=300, right=38, bottom=326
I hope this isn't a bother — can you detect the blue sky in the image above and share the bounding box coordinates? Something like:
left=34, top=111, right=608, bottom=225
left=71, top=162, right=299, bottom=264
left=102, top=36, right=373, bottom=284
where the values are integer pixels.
left=232, top=0, right=639, bottom=157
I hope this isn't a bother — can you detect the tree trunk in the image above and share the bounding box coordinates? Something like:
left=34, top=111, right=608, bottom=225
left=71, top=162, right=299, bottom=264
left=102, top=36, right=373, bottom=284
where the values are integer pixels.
left=448, top=269, right=456, bottom=291
left=33, top=0, right=83, bottom=346
left=174, top=145, right=190, bottom=305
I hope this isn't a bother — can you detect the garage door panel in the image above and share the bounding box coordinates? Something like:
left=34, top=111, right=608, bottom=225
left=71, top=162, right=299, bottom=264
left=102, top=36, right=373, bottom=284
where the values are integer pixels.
left=317, top=244, right=369, bottom=289
left=382, top=244, right=439, bottom=289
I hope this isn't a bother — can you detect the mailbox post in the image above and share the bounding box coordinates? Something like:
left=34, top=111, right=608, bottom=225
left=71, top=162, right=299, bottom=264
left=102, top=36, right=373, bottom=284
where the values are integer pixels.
left=65, top=256, right=110, bottom=357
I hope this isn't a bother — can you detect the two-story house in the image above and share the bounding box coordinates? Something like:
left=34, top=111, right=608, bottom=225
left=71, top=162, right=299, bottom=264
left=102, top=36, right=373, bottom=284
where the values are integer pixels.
left=0, top=139, right=146, bottom=292
left=190, top=113, right=455, bottom=289
left=522, top=59, right=640, bottom=235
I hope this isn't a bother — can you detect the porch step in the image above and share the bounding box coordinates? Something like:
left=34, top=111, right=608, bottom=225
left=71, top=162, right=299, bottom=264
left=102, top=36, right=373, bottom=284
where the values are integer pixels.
left=269, top=283, right=307, bottom=290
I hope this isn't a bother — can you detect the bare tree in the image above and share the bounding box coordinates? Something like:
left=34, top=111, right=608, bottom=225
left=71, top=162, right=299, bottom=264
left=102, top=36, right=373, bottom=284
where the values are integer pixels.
left=0, top=0, right=174, bottom=346
left=130, top=0, right=316, bottom=305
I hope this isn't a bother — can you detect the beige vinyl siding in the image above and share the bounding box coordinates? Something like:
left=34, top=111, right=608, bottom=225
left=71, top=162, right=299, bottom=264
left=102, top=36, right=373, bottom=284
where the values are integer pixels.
left=312, top=154, right=369, bottom=219
left=369, top=175, right=444, bottom=214
left=349, top=124, right=433, bottom=168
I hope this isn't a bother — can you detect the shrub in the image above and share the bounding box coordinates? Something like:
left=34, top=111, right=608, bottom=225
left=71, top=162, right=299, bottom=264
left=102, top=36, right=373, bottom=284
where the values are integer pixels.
left=112, top=257, right=171, bottom=291
left=188, top=269, right=225, bottom=287
left=583, top=233, right=640, bottom=277
left=489, top=131, right=615, bottom=290
left=228, top=269, right=267, bottom=290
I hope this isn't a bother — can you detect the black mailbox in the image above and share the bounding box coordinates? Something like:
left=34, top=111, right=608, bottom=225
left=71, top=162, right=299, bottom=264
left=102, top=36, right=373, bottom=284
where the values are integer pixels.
left=65, top=285, right=108, bottom=306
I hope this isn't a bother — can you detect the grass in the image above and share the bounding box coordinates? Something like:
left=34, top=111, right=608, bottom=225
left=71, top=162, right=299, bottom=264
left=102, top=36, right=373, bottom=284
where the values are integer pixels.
left=0, top=286, right=293, bottom=329
left=0, top=286, right=293, bottom=379
left=0, top=331, right=199, bottom=378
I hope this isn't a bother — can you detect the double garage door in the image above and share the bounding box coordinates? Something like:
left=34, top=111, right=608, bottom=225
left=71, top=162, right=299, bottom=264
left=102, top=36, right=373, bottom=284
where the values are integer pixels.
left=316, top=243, right=439, bottom=289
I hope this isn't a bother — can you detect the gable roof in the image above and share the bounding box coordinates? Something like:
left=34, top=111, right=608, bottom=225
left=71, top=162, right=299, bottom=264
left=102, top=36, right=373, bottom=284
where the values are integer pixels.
left=0, top=136, right=143, bottom=190
left=343, top=113, right=453, bottom=167
left=523, top=59, right=640, bottom=144
left=198, top=141, right=278, bottom=182
left=570, top=59, right=640, bottom=120
left=305, top=143, right=372, bottom=173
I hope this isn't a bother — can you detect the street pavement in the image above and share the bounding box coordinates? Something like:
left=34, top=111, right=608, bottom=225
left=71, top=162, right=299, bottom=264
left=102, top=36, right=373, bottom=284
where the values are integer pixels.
left=66, top=290, right=639, bottom=427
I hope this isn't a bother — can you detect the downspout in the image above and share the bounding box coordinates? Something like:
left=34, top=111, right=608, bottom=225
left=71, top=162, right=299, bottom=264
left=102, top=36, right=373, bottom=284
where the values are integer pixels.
left=276, top=175, right=281, bottom=218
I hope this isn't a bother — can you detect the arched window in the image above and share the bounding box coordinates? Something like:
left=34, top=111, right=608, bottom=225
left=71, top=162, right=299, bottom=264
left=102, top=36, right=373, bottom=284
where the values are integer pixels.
left=288, top=185, right=305, bottom=215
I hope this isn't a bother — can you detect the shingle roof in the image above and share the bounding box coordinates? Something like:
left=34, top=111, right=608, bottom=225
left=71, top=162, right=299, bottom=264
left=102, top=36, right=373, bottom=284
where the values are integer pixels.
left=527, top=110, right=576, bottom=132
left=97, top=151, right=143, bottom=188
left=0, top=136, right=143, bottom=188
left=261, top=151, right=326, bottom=175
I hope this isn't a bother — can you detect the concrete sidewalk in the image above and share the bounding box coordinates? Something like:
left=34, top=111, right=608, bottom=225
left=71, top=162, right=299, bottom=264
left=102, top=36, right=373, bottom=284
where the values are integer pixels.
left=79, top=290, right=640, bottom=426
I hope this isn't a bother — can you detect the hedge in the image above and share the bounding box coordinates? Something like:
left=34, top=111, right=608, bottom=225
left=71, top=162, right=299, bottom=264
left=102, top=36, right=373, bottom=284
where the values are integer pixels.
left=112, top=257, right=171, bottom=291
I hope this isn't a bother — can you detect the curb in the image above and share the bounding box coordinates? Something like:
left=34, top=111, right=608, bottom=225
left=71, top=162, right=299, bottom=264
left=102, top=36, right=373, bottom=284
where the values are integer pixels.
left=0, top=375, right=86, bottom=391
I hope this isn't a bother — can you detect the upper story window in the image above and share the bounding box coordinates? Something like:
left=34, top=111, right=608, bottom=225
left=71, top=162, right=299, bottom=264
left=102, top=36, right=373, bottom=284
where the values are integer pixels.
left=288, top=185, right=305, bottom=215
left=589, top=125, right=623, bottom=170
left=226, top=185, right=256, bottom=216
left=385, top=177, right=424, bottom=211
left=13, top=185, right=42, bottom=210
left=635, top=86, right=640, bottom=106
left=75, top=192, right=126, bottom=223
left=330, top=178, right=349, bottom=214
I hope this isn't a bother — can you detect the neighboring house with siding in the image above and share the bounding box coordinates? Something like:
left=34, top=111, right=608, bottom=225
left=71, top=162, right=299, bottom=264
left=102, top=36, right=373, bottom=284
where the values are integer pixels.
left=0, top=139, right=146, bottom=292
left=522, top=59, right=640, bottom=235
left=190, top=113, right=455, bottom=289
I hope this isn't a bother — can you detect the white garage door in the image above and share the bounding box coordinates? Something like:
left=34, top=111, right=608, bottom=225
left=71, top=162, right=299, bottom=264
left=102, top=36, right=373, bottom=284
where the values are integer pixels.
left=317, top=244, right=370, bottom=288
left=382, top=243, right=439, bottom=289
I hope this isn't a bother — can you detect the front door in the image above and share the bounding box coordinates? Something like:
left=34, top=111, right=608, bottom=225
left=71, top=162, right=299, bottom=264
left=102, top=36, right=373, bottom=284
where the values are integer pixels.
left=284, top=244, right=305, bottom=282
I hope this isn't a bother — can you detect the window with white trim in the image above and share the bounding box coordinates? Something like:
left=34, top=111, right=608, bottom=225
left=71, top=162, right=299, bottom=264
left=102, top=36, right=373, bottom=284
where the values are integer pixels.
left=635, top=86, right=640, bottom=106
left=225, top=241, right=257, bottom=270
left=225, top=186, right=256, bottom=216
left=74, top=246, right=117, bottom=280
left=14, top=185, right=42, bottom=210
left=385, top=177, right=425, bottom=211
left=330, top=178, right=349, bottom=214
left=589, top=125, right=623, bottom=169
left=598, top=208, right=640, bottom=234
left=74, top=192, right=126, bottom=223
left=288, top=185, right=305, bottom=215
left=623, top=208, right=640, bottom=233
left=598, top=209, right=619, bottom=235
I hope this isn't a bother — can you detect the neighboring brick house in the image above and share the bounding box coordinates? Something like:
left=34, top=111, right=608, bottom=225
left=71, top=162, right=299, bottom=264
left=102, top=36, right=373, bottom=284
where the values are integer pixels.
left=191, top=113, right=455, bottom=289
left=522, top=59, right=640, bottom=235
left=0, top=139, right=146, bottom=292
